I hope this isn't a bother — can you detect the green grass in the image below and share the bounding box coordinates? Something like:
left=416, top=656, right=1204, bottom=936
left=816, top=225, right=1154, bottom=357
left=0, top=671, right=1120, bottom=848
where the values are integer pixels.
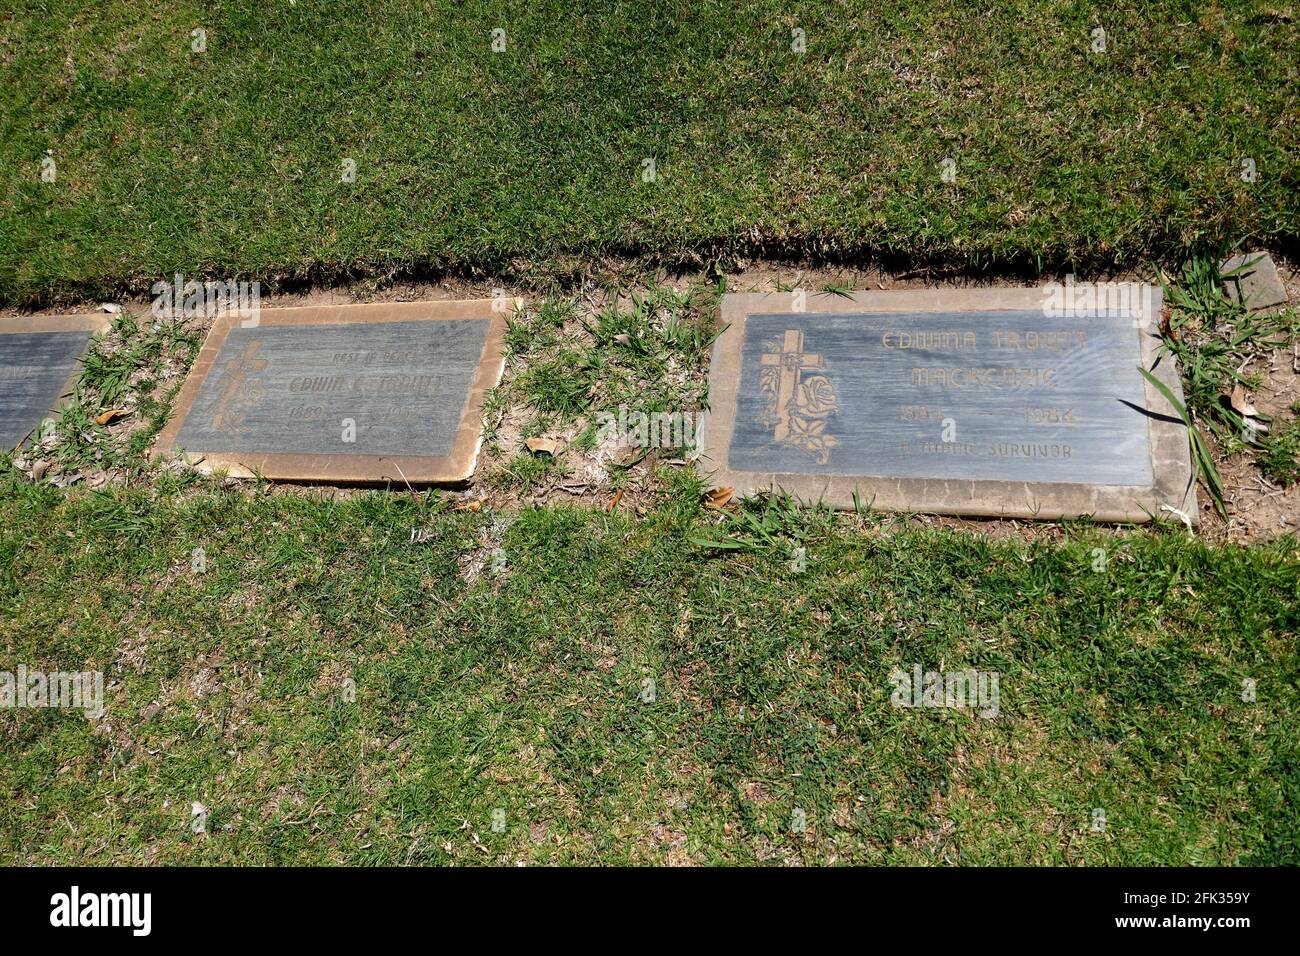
left=479, top=283, right=717, bottom=488
left=514, top=284, right=717, bottom=417
left=1153, top=256, right=1300, bottom=502
left=48, top=314, right=199, bottom=474
left=1159, top=258, right=1299, bottom=445
left=1259, top=402, right=1300, bottom=486
left=2, top=0, right=1297, bottom=304
left=1, top=473, right=1296, bottom=865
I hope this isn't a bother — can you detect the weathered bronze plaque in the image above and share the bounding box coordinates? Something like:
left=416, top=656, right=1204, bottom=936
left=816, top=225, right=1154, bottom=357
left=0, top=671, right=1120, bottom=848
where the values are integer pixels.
left=702, top=289, right=1196, bottom=522
left=155, top=300, right=511, bottom=483
left=0, top=315, right=107, bottom=449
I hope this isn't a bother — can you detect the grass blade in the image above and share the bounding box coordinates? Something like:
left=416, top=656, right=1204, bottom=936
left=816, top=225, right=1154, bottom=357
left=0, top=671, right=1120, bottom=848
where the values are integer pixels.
left=1139, top=366, right=1225, bottom=517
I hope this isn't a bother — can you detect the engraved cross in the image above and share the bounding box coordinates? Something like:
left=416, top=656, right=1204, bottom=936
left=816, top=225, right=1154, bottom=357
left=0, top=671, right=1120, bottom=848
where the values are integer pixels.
left=761, top=330, right=823, bottom=441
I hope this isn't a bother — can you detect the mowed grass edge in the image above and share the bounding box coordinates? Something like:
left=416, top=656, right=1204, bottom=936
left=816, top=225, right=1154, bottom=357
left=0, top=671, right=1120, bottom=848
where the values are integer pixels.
left=1, top=0, right=1297, bottom=303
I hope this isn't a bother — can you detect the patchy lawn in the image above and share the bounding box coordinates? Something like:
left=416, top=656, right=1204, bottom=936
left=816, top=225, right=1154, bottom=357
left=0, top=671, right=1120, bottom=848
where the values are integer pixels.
left=1, top=478, right=1296, bottom=864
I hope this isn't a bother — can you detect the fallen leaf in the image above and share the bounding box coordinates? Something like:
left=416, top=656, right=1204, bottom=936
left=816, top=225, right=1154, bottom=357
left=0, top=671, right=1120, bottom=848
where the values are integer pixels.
left=606, top=490, right=625, bottom=513
left=612, top=333, right=632, bottom=346
left=453, top=499, right=483, bottom=512
left=1159, top=307, right=1177, bottom=343
left=704, top=487, right=733, bottom=509
left=525, top=436, right=561, bottom=455
left=1228, top=384, right=1259, bottom=418
left=99, top=302, right=121, bottom=314
left=95, top=408, right=128, bottom=425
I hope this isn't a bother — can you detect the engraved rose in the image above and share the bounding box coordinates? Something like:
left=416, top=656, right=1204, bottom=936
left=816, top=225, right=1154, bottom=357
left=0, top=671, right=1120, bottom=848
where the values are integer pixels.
left=789, top=374, right=838, bottom=419
left=787, top=415, right=838, bottom=464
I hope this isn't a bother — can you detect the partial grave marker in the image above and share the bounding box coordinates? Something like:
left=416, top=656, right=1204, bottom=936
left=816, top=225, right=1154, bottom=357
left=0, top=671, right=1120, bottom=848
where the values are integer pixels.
left=701, top=289, right=1196, bottom=522
left=0, top=315, right=108, bottom=450
left=1220, top=252, right=1288, bottom=311
left=155, top=300, right=511, bottom=483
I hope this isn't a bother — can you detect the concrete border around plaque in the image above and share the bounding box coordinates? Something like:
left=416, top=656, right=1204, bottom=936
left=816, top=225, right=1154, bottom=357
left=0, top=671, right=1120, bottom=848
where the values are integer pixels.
left=701, top=288, right=1197, bottom=523
left=1, top=313, right=110, bottom=450
left=155, top=299, right=511, bottom=484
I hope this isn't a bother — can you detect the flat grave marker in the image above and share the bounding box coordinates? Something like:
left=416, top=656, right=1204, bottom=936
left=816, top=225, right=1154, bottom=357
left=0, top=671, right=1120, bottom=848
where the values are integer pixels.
left=701, top=288, right=1196, bottom=522
left=155, top=300, right=511, bottom=483
left=0, top=315, right=108, bottom=450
